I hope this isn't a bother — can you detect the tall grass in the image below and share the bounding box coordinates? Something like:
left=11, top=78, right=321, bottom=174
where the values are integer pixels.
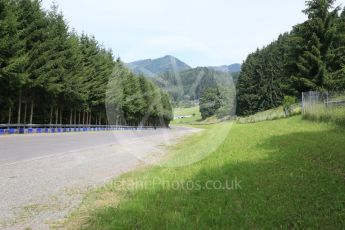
left=236, top=105, right=301, bottom=124
left=303, top=104, right=345, bottom=127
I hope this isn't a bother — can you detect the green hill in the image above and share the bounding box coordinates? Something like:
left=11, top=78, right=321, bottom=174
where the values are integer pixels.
left=208, top=63, right=241, bottom=73
left=127, top=55, right=191, bottom=77
left=153, top=67, right=235, bottom=103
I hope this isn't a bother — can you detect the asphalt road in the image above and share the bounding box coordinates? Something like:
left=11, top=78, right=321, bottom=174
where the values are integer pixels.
left=0, top=128, right=190, bottom=165
left=0, top=126, right=200, bottom=229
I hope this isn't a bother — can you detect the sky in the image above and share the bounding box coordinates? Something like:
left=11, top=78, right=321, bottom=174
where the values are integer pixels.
left=42, top=0, right=345, bottom=67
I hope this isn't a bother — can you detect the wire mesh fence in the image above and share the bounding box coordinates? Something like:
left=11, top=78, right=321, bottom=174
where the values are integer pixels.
left=302, top=91, right=345, bottom=126
left=302, top=91, right=345, bottom=114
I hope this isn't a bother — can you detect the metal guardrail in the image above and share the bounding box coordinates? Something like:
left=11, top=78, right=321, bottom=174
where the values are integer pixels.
left=0, top=124, right=158, bottom=135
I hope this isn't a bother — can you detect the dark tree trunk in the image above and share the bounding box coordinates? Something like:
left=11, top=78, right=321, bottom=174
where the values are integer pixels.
left=70, top=109, right=73, bottom=125
left=78, top=111, right=80, bottom=125
left=89, top=110, right=92, bottom=125
left=17, top=89, right=22, bottom=124
left=49, top=106, right=53, bottom=125
left=8, top=107, right=12, bottom=124
left=60, top=108, right=62, bottom=125
left=29, top=100, right=34, bottom=124
left=55, top=108, right=58, bottom=125
left=23, top=102, right=27, bottom=124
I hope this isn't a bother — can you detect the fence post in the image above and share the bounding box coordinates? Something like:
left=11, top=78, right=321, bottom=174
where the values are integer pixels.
left=302, top=92, right=304, bottom=114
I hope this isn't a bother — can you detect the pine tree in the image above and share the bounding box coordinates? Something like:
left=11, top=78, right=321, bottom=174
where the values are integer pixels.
left=15, top=0, right=51, bottom=123
left=0, top=1, right=174, bottom=126
left=236, top=0, right=345, bottom=116
left=328, top=8, right=345, bottom=90
left=200, top=88, right=221, bottom=119
left=291, top=0, right=340, bottom=92
left=0, top=0, right=26, bottom=123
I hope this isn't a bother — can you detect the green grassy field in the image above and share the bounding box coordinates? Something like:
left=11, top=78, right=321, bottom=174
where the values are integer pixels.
left=66, top=117, right=345, bottom=229
left=171, top=106, right=202, bottom=125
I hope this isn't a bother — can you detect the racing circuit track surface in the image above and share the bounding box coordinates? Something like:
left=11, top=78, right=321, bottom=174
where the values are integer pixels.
left=0, top=126, right=200, bottom=229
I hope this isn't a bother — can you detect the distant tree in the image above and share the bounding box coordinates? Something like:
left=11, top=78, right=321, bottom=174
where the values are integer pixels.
left=199, top=88, right=221, bottom=120
left=106, top=64, right=172, bottom=127
left=154, top=67, right=234, bottom=104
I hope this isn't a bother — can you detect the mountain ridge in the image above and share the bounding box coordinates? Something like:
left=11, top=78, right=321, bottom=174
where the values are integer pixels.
left=127, top=55, right=241, bottom=77
left=127, top=55, right=191, bottom=77
left=208, top=63, right=241, bottom=73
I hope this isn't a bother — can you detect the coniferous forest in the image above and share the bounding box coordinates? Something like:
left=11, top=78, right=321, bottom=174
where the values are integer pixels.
left=0, top=0, right=173, bottom=126
left=236, top=0, right=345, bottom=116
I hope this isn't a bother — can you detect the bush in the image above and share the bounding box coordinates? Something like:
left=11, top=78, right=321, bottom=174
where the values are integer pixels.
left=283, top=96, right=296, bottom=116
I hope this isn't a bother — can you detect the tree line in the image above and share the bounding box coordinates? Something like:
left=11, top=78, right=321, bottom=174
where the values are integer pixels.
left=0, top=0, right=173, bottom=126
left=236, top=0, right=345, bottom=116
left=154, top=67, right=236, bottom=119
left=106, top=67, right=173, bottom=127
left=197, top=69, right=236, bottom=119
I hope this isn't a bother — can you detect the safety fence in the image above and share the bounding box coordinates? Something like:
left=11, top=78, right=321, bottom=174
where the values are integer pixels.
left=301, top=91, right=345, bottom=126
left=0, top=124, right=157, bottom=135
left=302, top=91, right=345, bottom=114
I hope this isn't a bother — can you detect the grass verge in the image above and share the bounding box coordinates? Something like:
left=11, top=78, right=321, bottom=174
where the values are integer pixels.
left=303, top=105, right=345, bottom=127
left=236, top=105, right=302, bottom=124
left=65, top=116, right=345, bottom=229
left=171, top=106, right=201, bottom=125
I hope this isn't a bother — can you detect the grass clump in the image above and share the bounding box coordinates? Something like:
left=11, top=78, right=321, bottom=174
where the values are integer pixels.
left=303, top=105, right=345, bottom=127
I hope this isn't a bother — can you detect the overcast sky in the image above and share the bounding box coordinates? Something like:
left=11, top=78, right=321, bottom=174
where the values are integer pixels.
left=42, top=0, right=345, bottom=67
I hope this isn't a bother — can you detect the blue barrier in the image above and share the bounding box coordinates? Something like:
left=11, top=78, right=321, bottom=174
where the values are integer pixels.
left=9, top=128, right=16, bottom=134
left=0, top=124, right=158, bottom=136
